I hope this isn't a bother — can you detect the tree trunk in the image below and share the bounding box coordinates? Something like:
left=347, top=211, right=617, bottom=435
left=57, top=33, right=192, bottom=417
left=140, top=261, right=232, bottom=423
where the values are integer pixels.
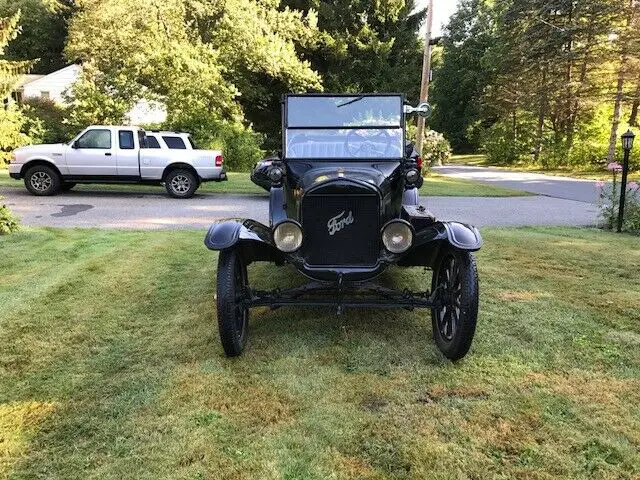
left=608, top=60, right=626, bottom=163
left=534, top=67, right=547, bottom=163
left=628, top=74, right=640, bottom=127
left=609, top=0, right=636, bottom=161
left=567, top=36, right=593, bottom=149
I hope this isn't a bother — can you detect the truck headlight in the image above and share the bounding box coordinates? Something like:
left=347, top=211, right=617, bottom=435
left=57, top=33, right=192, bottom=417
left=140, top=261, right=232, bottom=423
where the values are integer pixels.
left=273, top=221, right=303, bottom=252
left=382, top=220, right=413, bottom=254
left=9, top=152, right=16, bottom=164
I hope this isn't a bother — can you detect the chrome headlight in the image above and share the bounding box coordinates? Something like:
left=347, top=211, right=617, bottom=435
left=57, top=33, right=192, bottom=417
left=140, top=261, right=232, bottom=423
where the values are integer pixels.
left=405, top=168, right=421, bottom=184
left=268, top=165, right=284, bottom=183
left=381, top=220, right=413, bottom=254
left=273, top=221, right=303, bottom=252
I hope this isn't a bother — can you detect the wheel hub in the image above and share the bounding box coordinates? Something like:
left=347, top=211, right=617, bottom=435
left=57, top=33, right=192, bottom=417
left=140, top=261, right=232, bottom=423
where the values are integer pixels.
left=31, top=172, right=52, bottom=192
left=171, top=175, right=190, bottom=193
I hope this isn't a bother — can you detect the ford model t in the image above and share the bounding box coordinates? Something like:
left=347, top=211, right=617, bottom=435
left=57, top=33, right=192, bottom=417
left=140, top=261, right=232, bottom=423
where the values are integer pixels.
left=205, top=94, right=482, bottom=360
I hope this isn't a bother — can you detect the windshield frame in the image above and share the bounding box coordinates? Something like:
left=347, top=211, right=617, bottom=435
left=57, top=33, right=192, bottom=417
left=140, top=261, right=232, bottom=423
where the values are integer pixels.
left=283, top=93, right=406, bottom=162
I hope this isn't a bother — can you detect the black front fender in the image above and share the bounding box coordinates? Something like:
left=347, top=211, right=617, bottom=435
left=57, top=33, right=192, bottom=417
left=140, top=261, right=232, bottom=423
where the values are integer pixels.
left=204, top=219, right=284, bottom=264
left=398, top=221, right=482, bottom=267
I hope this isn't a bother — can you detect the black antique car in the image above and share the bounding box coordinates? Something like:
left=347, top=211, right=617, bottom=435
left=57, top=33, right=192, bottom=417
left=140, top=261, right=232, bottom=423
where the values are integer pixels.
left=205, top=94, right=482, bottom=360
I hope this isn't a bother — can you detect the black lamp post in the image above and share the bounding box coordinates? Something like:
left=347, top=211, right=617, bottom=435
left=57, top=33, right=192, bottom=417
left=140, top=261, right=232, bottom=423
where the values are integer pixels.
left=617, top=129, right=635, bottom=233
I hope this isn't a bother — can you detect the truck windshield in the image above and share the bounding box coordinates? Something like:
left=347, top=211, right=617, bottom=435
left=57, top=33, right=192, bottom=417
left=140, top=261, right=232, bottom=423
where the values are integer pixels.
left=285, top=95, right=403, bottom=160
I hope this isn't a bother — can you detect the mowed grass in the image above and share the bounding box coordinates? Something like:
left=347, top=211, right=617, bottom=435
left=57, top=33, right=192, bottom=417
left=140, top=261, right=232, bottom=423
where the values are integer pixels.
left=0, top=168, right=527, bottom=197
left=449, top=154, right=640, bottom=182
left=1, top=227, right=639, bottom=478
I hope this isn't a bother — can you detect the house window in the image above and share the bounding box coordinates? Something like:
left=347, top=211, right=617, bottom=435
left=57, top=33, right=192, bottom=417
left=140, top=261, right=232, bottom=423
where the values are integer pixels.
left=40, top=91, right=50, bottom=99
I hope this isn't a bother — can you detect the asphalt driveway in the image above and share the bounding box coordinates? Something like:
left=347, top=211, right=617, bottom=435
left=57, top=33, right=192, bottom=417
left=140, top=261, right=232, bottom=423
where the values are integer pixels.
left=433, top=165, right=599, bottom=203
left=1, top=186, right=597, bottom=229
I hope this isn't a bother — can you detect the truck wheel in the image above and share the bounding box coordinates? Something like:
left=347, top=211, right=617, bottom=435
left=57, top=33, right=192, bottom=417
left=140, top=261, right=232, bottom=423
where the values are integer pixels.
left=216, top=248, right=249, bottom=357
left=431, top=248, right=479, bottom=361
left=61, top=182, right=76, bottom=191
left=165, top=169, right=198, bottom=198
left=24, top=165, right=61, bottom=196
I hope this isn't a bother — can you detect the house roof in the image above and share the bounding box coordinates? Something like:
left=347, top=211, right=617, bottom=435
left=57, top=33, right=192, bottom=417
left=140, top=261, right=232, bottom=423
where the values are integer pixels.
left=16, top=74, right=45, bottom=88
left=18, top=64, right=82, bottom=88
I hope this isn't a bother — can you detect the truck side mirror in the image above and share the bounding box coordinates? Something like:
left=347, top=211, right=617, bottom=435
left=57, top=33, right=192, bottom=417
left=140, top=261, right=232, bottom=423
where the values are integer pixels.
left=71, top=141, right=79, bottom=149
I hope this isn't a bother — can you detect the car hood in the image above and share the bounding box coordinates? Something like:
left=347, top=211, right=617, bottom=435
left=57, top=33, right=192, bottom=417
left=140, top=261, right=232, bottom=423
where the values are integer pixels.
left=15, top=143, right=67, bottom=156
left=289, top=162, right=402, bottom=194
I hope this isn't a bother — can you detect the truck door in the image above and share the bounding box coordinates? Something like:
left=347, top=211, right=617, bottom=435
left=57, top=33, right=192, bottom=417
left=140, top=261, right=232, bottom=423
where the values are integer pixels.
left=116, top=129, right=141, bottom=178
left=65, top=128, right=117, bottom=176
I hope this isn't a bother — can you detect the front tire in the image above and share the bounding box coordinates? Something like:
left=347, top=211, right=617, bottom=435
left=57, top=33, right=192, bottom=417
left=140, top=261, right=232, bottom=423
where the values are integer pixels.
left=164, top=169, right=198, bottom=198
left=431, top=248, right=479, bottom=361
left=216, top=249, right=249, bottom=357
left=24, top=165, right=61, bottom=196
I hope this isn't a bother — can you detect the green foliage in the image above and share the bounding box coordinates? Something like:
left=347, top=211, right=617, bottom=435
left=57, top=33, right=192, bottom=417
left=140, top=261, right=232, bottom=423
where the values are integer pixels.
left=435, top=0, right=640, bottom=172
left=284, top=0, right=425, bottom=100
left=0, top=104, right=36, bottom=164
left=597, top=168, right=640, bottom=233
left=0, top=11, right=34, bottom=98
left=0, top=0, right=72, bottom=74
left=421, top=130, right=452, bottom=166
left=65, top=0, right=323, bottom=149
left=21, top=96, right=73, bottom=143
left=63, top=66, right=133, bottom=131
left=431, top=0, right=499, bottom=152
left=407, top=123, right=452, bottom=167
left=0, top=196, right=19, bottom=234
left=168, top=114, right=263, bottom=172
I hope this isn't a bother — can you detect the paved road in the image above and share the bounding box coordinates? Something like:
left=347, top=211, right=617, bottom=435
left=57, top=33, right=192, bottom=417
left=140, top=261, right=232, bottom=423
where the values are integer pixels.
left=433, top=165, right=599, bottom=203
left=1, top=186, right=597, bottom=229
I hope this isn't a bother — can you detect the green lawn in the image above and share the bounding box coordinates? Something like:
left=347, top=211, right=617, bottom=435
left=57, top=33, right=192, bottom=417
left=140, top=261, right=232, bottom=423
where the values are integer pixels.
left=449, top=154, right=640, bottom=182
left=1, top=227, right=638, bottom=479
left=0, top=168, right=528, bottom=197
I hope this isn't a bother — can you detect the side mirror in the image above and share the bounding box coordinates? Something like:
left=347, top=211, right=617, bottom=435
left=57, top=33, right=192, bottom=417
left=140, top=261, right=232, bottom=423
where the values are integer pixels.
left=404, top=102, right=432, bottom=118
left=404, top=142, right=416, bottom=158
left=71, top=141, right=79, bottom=149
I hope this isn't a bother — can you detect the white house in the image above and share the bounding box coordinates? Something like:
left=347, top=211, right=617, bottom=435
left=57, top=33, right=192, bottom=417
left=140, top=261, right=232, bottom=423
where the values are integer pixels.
left=13, top=64, right=167, bottom=125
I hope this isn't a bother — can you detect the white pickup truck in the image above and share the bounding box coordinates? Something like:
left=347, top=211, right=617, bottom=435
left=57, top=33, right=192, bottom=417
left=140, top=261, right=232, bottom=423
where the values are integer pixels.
left=8, top=125, right=226, bottom=198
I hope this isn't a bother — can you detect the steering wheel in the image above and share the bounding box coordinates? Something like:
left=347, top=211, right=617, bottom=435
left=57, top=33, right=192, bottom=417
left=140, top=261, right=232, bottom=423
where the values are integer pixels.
left=345, top=129, right=391, bottom=158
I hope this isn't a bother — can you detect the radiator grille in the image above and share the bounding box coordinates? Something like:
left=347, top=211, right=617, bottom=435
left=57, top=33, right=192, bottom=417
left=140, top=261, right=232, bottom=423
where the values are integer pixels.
left=301, top=193, right=379, bottom=266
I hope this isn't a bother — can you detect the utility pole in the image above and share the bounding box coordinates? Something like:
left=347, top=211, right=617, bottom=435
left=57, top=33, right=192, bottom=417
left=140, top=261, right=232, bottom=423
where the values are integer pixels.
left=416, top=0, right=434, bottom=155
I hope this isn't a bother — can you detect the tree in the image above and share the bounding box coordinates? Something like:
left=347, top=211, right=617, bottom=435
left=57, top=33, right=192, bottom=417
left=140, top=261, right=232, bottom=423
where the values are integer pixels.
left=606, top=0, right=640, bottom=162
left=186, top=0, right=323, bottom=147
left=66, top=0, right=322, bottom=149
left=282, top=0, right=425, bottom=101
left=430, top=0, right=500, bottom=152
left=0, top=0, right=74, bottom=74
left=1, top=12, right=37, bottom=164
left=433, top=0, right=635, bottom=168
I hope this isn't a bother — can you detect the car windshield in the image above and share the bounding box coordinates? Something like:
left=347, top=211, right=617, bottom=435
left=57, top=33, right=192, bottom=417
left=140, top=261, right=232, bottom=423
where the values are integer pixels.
left=285, top=95, right=403, bottom=160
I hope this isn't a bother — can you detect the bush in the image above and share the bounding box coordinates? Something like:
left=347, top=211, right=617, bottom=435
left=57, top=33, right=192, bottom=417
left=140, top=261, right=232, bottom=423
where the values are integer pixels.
left=596, top=163, right=640, bottom=233
left=0, top=197, right=20, bottom=235
left=406, top=124, right=452, bottom=167
left=22, top=97, right=74, bottom=144
left=166, top=115, right=263, bottom=172
left=0, top=104, right=34, bottom=166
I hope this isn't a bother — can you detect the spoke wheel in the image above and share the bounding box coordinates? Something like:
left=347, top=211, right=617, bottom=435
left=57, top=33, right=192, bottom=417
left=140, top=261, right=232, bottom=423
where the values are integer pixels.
left=431, top=248, right=479, bottom=361
left=216, top=249, right=249, bottom=356
left=24, top=165, right=61, bottom=196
